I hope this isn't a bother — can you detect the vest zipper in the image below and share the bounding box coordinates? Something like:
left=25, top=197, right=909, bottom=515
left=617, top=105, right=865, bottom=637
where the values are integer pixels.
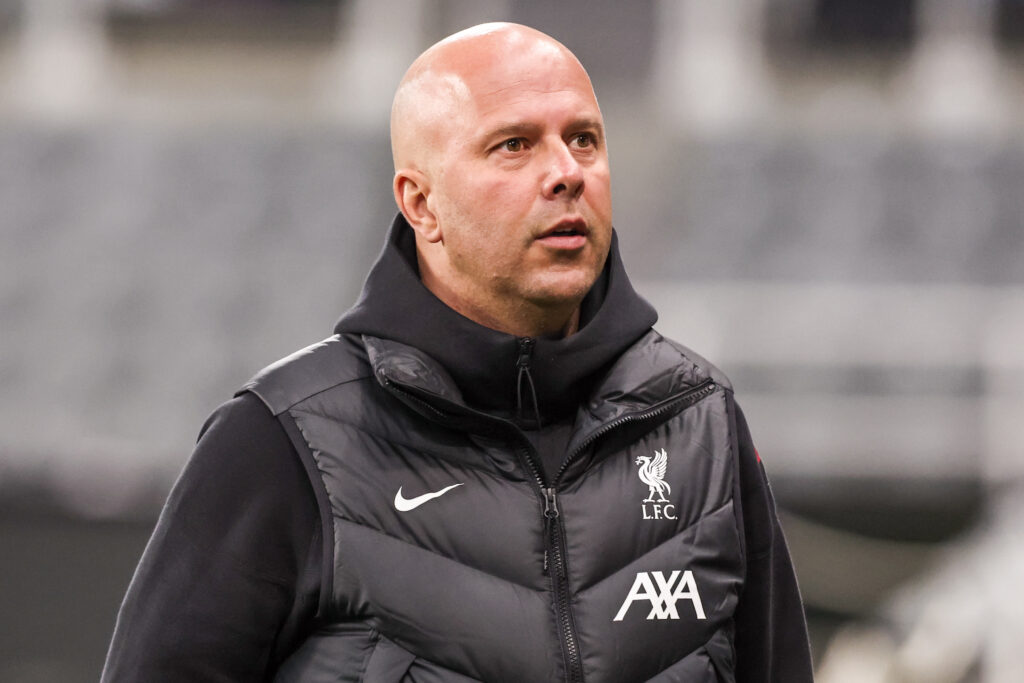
left=542, top=485, right=584, bottom=683
left=513, top=337, right=585, bottom=683
left=517, top=442, right=582, bottom=683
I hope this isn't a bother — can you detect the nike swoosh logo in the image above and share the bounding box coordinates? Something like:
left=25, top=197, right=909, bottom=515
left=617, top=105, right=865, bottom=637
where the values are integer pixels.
left=394, top=483, right=464, bottom=512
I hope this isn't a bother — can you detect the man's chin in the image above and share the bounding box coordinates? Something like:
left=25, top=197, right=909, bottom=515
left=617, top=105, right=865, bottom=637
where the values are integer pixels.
left=524, top=272, right=601, bottom=309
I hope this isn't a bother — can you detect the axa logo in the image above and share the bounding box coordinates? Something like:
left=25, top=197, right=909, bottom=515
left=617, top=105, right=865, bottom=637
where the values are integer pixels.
left=636, top=448, right=677, bottom=520
left=613, top=570, right=707, bottom=622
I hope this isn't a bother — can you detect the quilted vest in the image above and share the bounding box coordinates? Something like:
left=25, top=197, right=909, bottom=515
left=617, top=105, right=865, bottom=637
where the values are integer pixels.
left=241, top=330, right=746, bottom=683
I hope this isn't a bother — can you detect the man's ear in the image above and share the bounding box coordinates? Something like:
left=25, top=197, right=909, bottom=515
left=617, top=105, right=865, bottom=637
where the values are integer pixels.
left=394, top=170, right=442, bottom=243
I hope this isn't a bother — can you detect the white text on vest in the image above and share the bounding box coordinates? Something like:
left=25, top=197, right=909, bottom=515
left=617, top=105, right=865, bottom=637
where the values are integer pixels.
left=613, top=570, right=707, bottom=621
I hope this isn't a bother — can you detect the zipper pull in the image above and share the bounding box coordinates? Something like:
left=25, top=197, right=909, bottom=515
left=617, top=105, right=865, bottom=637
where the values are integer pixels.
left=542, top=487, right=558, bottom=575
left=542, top=487, right=559, bottom=520
left=516, top=337, right=535, bottom=369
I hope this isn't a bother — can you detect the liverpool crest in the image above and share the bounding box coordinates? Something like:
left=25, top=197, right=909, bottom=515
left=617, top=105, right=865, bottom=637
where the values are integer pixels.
left=635, top=448, right=677, bottom=519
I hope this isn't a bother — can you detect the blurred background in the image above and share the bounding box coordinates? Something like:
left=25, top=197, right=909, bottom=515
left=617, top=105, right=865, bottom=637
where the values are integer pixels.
left=1, top=0, right=1022, bottom=680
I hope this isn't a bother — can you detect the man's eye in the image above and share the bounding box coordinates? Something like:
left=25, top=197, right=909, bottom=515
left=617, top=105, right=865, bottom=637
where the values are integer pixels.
left=572, top=133, right=594, bottom=149
left=503, top=138, right=523, bottom=152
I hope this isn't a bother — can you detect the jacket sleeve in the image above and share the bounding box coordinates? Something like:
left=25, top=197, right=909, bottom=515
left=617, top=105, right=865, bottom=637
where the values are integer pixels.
left=732, top=401, right=815, bottom=683
left=101, top=393, right=321, bottom=682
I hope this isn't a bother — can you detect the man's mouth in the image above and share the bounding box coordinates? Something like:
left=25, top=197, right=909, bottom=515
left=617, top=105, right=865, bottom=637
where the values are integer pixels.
left=538, top=219, right=589, bottom=248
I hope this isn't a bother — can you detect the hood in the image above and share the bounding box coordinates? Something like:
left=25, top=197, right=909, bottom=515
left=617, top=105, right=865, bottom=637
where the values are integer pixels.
left=336, top=214, right=658, bottom=421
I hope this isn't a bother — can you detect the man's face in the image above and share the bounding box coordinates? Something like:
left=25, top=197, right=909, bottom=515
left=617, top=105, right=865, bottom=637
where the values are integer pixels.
left=426, top=44, right=612, bottom=318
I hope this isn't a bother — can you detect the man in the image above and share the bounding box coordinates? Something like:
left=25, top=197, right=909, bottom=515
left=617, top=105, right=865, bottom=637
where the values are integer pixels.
left=103, top=23, right=813, bottom=682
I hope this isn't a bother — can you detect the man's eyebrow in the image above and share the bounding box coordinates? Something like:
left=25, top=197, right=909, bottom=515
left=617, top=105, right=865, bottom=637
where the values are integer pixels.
left=481, top=122, right=541, bottom=142
left=479, top=118, right=606, bottom=145
left=568, top=117, right=606, bottom=140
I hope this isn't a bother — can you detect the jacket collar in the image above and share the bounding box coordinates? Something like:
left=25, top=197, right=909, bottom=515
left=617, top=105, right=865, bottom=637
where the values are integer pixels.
left=336, top=213, right=659, bottom=422
left=362, top=330, right=721, bottom=461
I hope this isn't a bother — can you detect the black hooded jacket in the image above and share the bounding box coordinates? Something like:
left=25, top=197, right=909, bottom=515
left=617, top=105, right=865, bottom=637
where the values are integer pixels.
left=102, top=216, right=813, bottom=682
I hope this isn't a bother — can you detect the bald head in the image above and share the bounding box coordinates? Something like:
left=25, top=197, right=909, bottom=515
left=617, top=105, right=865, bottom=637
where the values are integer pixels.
left=388, top=23, right=612, bottom=338
left=390, top=23, right=596, bottom=173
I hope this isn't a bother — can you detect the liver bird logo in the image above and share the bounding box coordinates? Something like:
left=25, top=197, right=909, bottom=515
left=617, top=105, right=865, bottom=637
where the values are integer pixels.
left=635, top=448, right=671, bottom=503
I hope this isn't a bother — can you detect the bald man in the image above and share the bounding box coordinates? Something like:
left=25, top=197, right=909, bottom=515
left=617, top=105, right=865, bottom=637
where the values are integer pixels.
left=103, top=24, right=813, bottom=683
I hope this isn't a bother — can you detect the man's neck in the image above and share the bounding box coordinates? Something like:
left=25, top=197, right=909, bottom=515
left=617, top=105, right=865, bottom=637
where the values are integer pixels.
left=434, top=287, right=582, bottom=339
left=417, top=258, right=582, bottom=338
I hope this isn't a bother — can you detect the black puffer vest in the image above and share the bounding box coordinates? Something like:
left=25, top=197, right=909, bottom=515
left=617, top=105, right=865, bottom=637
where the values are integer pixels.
left=241, top=328, right=747, bottom=682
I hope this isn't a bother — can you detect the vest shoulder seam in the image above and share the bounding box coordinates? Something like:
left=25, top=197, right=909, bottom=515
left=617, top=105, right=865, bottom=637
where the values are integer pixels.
left=652, top=330, right=734, bottom=391
left=237, top=334, right=372, bottom=415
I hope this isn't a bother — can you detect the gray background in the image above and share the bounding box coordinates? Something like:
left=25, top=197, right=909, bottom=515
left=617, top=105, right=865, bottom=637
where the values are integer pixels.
left=2, top=1, right=1023, bottom=680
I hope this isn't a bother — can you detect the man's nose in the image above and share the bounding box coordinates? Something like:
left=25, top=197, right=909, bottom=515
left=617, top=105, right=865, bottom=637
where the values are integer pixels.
left=542, top=143, right=585, bottom=200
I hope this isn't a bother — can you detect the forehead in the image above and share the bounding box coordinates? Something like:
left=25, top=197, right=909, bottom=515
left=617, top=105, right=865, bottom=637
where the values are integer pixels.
left=455, top=48, right=602, bottom=132
left=393, top=30, right=604, bottom=168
